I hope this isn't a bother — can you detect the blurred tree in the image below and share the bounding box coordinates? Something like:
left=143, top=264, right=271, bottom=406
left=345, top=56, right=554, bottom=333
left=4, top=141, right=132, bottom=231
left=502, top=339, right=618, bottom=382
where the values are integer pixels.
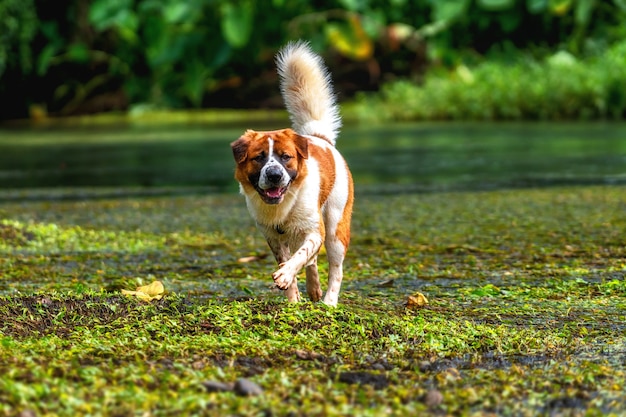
left=0, top=0, right=625, bottom=120
left=0, top=0, right=37, bottom=117
left=0, top=0, right=37, bottom=76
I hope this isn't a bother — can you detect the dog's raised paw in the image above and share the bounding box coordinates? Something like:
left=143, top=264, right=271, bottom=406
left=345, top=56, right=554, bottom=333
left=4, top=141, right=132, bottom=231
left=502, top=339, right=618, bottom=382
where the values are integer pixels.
left=272, top=265, right=297, bottom=289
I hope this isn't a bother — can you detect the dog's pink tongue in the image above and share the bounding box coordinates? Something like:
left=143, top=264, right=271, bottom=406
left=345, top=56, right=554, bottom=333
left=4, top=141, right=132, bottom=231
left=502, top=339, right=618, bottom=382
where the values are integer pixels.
left=266, top=188, right=283, bottom=198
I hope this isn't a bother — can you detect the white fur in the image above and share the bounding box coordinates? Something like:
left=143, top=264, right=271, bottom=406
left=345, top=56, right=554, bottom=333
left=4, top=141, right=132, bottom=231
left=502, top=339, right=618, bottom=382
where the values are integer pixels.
left=276, top=41, right=341, bottom=145
left=233, top=41, right=352, bottom=306
left=245, top=155, right=320, bottom=230
left=315, top=138, right=351, bottom=306
left=261, top=138, right=351, bottom=306
left=258, top=137, right=291, bottom=190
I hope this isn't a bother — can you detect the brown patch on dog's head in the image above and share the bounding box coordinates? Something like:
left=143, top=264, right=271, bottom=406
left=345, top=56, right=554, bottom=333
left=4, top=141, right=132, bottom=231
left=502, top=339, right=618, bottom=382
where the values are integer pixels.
left=231, top=130, right=253, bottom=164
left=231, top=128, right=309, bottom=204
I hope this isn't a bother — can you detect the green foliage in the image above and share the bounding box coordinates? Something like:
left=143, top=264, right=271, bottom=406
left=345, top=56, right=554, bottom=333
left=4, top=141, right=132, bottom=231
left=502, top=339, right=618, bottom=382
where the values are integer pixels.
left=1, top=0, right=626, bottom=118
left=0, top=219, right=166, bottom=253
left=87, top=0, right=231, bottom=108
left=219, top=1, right=254, bottom=48
left=0, top=0, right=37, bottom=77
left=355, top=40, right=626, bottom=121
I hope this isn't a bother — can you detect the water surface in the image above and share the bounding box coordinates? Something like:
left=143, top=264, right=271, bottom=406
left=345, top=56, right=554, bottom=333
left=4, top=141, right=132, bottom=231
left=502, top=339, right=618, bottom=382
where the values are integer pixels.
left=0, top=121, right=624, bottom=194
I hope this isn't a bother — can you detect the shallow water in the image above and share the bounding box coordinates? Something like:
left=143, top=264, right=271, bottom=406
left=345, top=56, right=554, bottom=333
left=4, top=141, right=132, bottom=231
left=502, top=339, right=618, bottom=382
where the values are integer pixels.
left=0, top=121, right=624, bottom=193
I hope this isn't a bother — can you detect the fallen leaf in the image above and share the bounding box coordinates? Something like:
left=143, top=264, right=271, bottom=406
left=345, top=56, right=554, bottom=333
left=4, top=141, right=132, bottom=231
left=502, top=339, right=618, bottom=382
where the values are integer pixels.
left=237, top=254, right=268, bottom=263
left=237, top=256, right=259, bottom=263
left=122, top=280, right=165, bottom=301
left=406, top=292, right=429, bottom=308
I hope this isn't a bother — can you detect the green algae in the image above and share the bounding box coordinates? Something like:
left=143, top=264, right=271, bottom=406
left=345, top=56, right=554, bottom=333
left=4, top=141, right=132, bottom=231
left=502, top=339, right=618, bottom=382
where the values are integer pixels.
left=0, top=185, right=625, bottom=416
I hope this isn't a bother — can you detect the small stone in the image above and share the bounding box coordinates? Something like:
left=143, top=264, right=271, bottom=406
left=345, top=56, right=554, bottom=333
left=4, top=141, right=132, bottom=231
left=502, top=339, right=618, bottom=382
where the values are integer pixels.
left=295, top=349, right=309, bottom=360
left=19, top=411, right=37, bottom=417
left=234, top=378, right=263, bottom=396
left=201, top=380, right=234, bottom=393
left=423, top=389, right=443, bottom=407
left=338, top=371, right=389, bottom=390
left=39, top=297, right=53, bottom=306
left=295, top=349, right=324, bottom=361
left=418, top=361, right=432, bottom=372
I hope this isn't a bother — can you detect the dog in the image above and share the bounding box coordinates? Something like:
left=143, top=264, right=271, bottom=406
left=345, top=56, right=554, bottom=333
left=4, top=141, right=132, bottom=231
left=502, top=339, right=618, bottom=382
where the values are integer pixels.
left=230, top=41, right=353, bottom=306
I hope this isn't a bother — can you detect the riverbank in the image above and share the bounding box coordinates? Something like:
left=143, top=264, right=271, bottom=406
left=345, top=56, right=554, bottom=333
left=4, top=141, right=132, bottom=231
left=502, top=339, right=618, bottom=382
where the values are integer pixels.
left=355, top=41, right=626, bottom=122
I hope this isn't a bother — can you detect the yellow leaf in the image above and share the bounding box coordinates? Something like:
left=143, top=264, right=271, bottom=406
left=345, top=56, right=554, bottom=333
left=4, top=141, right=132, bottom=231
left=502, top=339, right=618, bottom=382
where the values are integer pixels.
left=406, top=292, right=429, bottom=309
left=326, top=14, right=373, bottom=61
left=138, top=281, right=164, bottom=296
left=550, top=0, right=571, bottom=15
left=122, top=280, right=165, bottom=301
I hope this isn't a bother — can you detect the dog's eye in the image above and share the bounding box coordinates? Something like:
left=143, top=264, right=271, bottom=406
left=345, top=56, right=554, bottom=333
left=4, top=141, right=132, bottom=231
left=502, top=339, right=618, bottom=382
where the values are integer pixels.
left=252, top=154, right=265, bottom=162
left=280, top=154, right=292, bottom=162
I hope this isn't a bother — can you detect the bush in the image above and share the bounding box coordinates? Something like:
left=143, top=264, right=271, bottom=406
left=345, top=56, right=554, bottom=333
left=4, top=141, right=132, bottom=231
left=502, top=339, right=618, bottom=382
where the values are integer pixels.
left=355, top=40, right=626, bottom=121
left=1, top=0, right=626, bottom=120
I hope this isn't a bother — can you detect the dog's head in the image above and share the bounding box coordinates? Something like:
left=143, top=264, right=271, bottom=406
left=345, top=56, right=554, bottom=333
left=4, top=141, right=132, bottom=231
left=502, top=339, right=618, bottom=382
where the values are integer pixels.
left=231, top=128, right=308, bottom=204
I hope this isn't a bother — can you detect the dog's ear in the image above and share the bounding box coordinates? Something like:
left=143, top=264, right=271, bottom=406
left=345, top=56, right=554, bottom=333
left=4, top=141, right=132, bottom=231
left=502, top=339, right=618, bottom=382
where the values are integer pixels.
left=294, top=133, right=308, bottom=159
left=231, top=135, right=250, bottom=163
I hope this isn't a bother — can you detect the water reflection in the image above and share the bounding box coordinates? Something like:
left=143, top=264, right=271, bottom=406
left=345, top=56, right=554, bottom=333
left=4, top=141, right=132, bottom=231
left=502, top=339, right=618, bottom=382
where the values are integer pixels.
left=343, top=123, right=626, bottom=193
left=0, top=122, right=624, bottom=193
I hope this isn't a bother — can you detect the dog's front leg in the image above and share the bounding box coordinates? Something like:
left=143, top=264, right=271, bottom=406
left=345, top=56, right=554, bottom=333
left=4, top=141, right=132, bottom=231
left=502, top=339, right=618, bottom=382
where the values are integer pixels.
left=266, top=235, right=290, bottom=265
left=272, top=232, right=323, bottom=292
left=265, top=235, right=300, bottom=302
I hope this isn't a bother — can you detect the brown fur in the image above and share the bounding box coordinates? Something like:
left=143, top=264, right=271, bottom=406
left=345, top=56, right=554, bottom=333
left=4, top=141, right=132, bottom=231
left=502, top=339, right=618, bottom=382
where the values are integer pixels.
left=230, top=42, right=352, bottom=306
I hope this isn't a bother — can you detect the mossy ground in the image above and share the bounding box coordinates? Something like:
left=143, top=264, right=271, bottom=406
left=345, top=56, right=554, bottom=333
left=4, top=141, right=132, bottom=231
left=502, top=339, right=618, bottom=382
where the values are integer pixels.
left=1, top=185, right=625, bottom=416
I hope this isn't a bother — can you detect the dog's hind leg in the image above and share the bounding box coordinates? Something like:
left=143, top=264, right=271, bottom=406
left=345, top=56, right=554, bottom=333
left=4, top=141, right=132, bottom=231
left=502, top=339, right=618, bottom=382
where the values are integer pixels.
left=322, top=238, right=347, bottom=307
left=285, top=278, right=301, bottom=302
left=305, top=256, right=322, bottom=302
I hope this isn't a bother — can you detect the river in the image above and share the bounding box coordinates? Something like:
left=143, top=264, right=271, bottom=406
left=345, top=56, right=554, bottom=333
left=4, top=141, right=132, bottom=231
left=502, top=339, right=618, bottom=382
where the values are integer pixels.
left=0, top=121, right=624, bottom=194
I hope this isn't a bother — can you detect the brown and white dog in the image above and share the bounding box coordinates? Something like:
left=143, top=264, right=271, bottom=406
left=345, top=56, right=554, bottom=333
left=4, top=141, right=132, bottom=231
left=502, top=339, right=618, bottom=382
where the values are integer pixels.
left=230, top=41, right=353, bottom=306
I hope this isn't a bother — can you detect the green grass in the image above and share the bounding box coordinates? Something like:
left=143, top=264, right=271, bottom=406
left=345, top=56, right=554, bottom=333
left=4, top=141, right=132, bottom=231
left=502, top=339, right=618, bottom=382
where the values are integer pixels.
left=1, top=185, right=625, bottom=416
left=354, top=41, right=626, bottom=122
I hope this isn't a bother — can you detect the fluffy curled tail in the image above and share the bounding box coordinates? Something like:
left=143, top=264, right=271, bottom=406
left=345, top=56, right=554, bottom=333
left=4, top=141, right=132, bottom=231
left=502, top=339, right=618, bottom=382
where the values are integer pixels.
left=276, top=41, right=341, bottom=146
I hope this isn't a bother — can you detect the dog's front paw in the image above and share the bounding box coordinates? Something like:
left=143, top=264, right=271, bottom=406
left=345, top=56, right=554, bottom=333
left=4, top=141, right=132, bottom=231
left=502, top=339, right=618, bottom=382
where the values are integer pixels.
left=272, top=263, right=297, bottom=290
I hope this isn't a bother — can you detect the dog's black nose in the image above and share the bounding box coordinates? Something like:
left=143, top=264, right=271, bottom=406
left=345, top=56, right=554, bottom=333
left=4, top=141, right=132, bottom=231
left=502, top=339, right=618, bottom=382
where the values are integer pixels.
left=266, top=166, right=283, bottom=184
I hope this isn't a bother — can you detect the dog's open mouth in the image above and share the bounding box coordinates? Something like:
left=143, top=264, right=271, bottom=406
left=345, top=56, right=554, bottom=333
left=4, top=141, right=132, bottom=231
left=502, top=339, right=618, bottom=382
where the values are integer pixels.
left=258, top=186, right=288, bottom=204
